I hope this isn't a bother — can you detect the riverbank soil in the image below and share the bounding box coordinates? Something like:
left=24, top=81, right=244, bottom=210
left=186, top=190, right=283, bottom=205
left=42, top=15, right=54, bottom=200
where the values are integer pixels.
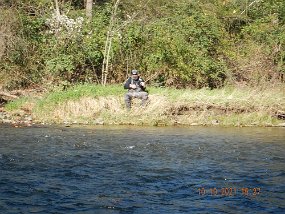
left=1, top=85, right=285, bottom=127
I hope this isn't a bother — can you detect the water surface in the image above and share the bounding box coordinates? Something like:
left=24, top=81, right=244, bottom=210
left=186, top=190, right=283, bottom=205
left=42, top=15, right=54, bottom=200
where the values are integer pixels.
left=0, top=125, right=284, bottom=213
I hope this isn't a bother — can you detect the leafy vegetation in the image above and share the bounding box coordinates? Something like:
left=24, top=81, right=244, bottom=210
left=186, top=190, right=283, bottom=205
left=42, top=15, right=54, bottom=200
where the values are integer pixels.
left=4, top=84, right=283, bottom=126
left=36, top=84, right=124, bottom=110
left=0, top=0, right=284, bottom=89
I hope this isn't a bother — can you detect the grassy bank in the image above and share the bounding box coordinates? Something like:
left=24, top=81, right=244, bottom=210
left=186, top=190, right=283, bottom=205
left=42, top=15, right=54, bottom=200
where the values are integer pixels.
left=3, top=84, right=285, bottom=127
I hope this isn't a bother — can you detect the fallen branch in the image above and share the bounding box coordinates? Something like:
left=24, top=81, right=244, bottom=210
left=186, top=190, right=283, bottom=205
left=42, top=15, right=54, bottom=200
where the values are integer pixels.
left=0, top=91, right=19, bottom=100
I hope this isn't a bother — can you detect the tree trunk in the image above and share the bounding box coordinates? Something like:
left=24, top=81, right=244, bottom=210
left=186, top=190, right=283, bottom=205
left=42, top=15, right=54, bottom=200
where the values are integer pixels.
left=54, top=0, right=60, bottom=20
left=100, top=0, right=151, bottom=85
left=104, top=36, right=113, bottom=85
left=101, top=0, right=120, bottom=86
left=86, top=0, right=93, bottom=22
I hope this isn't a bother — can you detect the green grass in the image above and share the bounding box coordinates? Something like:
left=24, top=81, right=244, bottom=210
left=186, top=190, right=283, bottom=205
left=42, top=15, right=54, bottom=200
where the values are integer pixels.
left=35, top=84, right=285, bottom=110
left=35, top=84, right=125, bottom=110
left=3, top=83, right=285, bottom=126
left=5, top=97, right=29, bottom=111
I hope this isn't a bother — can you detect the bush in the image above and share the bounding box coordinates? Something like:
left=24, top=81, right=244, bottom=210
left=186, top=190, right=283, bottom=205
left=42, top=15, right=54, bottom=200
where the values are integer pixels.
left=117, top=3, right=228, bottom=88
left=0, top=0, right=284, bottom=90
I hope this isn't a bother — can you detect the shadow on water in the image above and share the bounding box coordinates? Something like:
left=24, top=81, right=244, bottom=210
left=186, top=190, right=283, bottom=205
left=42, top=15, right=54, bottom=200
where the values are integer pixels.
left=0, top=124, right=284, bottom=213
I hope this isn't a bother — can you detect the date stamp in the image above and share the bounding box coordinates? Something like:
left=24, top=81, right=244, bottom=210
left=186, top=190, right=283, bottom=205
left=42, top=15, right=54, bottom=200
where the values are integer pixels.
left=198, top=187, right=261, bottom=196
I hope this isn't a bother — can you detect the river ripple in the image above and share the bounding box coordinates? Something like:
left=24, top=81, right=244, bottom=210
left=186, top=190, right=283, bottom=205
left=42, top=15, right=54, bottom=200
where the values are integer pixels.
left=0, top=125, right=284, bottom=213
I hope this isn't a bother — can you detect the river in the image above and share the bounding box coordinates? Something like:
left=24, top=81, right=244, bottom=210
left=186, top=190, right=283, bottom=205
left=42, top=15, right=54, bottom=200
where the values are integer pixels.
left=0, top=125, right=284, bottom=213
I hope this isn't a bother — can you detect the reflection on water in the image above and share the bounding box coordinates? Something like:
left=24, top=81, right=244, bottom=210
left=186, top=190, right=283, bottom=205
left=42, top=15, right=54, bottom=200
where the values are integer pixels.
left=0, top=125, right=284, bottom=213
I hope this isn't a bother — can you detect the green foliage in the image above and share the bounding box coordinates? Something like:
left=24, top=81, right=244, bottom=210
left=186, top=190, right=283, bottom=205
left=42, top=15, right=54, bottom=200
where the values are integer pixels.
left=241, top=14, right=285, bottom=74
left=35, top=84, right=124, bottom=111
left=118, top=3, right=227, bottom=87
left=45, top=54, right=75, bottom=75
left=1, top=0, right=284, bottom=90
left=5, top=97, right=29, bottom=111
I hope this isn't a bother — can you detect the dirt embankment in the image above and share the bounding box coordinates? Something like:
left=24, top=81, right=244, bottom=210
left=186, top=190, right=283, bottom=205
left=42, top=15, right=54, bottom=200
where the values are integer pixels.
left=1, top=88, right=285, bottom=127
left=0, top=89, right=43, bottom=126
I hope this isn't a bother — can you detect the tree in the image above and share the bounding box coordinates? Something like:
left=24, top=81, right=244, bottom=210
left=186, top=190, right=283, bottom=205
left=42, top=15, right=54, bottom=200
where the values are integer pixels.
left=101, top=0, right=120, bottom=86
left=86, top=0, right=93, bottom=22
left=54, top=0, right=60, bottom=20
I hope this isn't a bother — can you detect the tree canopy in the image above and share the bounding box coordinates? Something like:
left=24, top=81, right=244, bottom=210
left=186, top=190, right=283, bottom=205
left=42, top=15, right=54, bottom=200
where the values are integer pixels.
left=0, top=0, right=284, bottom=89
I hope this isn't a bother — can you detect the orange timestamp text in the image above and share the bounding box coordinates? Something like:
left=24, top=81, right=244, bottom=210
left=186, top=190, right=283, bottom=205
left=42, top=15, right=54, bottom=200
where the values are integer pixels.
left=198, top=187, right=261, bottom=196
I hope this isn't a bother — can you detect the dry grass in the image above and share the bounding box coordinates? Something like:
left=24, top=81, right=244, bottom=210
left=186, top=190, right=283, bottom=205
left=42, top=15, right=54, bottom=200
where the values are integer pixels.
left=4, top=84, right=285, bottom=126
left=33, top=94, right=170, bottom=124
left=30, top=85, right=284, bottom=126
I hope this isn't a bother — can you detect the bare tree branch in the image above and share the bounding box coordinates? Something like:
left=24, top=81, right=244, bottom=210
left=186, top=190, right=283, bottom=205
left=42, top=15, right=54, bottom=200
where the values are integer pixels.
left=54, top=0, right=60, bottom=20
left=101, top=0, right=120, bottom=86
left=86, top=0, right=93, bottom=22
left=241, top=0, right=261, bottom=15
left=101, top=0, right=151, bottom=86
